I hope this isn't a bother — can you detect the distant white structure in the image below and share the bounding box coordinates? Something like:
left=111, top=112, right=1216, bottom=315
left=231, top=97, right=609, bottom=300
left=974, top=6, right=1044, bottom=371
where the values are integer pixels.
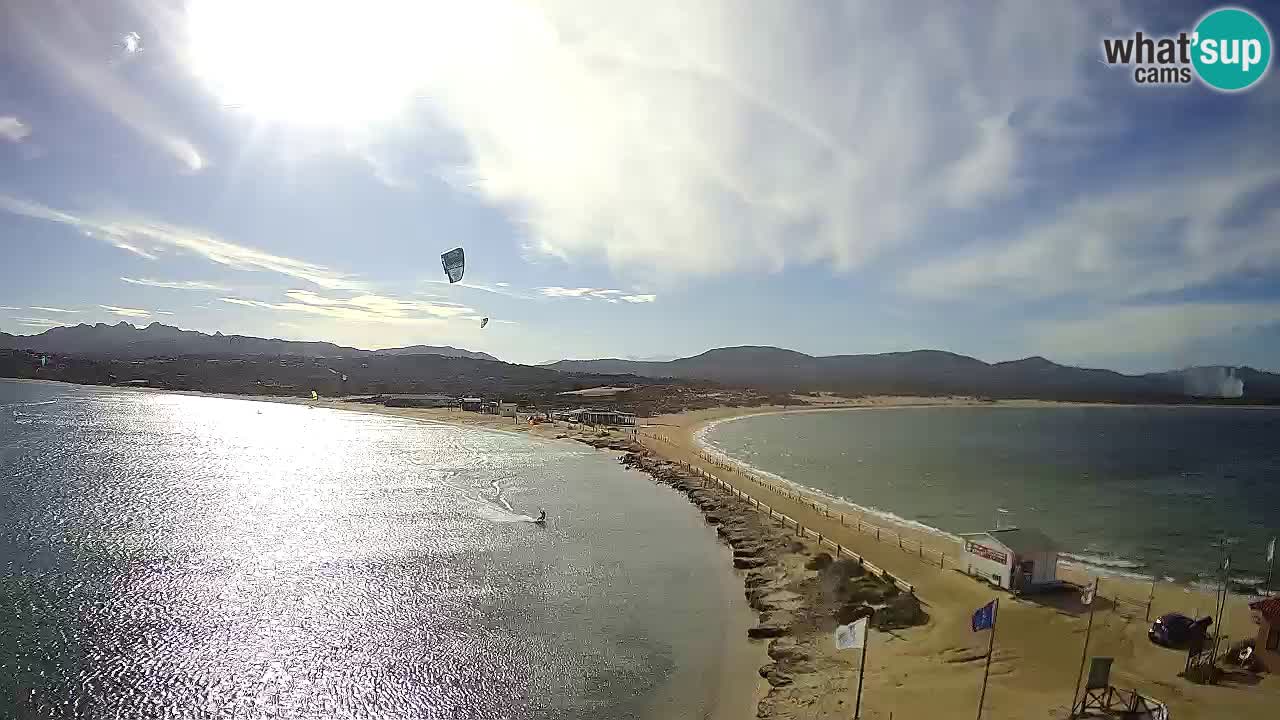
left=959, top=528, right=1060, bottom=593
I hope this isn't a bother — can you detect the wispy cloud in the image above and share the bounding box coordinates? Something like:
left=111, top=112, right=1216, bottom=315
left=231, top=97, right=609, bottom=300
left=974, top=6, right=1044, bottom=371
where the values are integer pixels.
left=904, top=170, right=1280, bottom=302
left=538, top=287, right=656, bottom=304
left=220, top=290, right=476, bottom=325
left=12, top=316, right=71, bottom=329
left=0, top=196, right=363, bottom=290
left=29, top=306, right=79, bottom=313
left=99, top=305, right=151, bottom=319
left=2, top=3, right=203, bottom=170
left=121, top=277, right=230, bottom=291
left=0, top=116, right=31, bottom=143
left=424, top=279, right=533, bottom=300
left=0, top=306, right=19, bottom=311
left=1038, top=302, right=1280, bottom=356
left=369, top=1, right=1112, bottom=278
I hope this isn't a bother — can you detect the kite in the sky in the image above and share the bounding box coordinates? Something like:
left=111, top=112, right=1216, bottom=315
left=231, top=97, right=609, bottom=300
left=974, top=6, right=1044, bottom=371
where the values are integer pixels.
left=480, top=317, right=489, bottom=329
left=441, top=247, right=465, bottom=283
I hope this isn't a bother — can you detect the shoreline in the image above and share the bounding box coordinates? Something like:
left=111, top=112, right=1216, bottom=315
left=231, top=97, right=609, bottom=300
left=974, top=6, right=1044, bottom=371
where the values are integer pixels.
left=639, top=403, right=1279, bottom=718
left=685, top=404, right=1277, bottom=593
left=10, top=380, right=1278, bottom=716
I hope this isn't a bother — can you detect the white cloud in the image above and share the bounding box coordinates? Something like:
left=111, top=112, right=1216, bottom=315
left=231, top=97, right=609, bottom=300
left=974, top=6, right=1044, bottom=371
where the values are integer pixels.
left=0, top=116, right=31, bottom=143
left=2, top=3, right=203, bottom=170
left=1038, top=303, right=1280, bottom=356
left=0, top=306, right=19, bottom=310
left=12, top=316, right=71, bottom=329
left=0, top=196, right=363, bottom=290
left=121, top=277, right=230, bottom=291
left=538, top=286, right=655, bottom=303
left=905, top=170, right=1280, bottom=301
left=220, top=290, right=475, bottom=325
left=99, top=305, right=151, bottom=319
left=29, top=306, right=79, bottom=313
left=424, top=279, right=533, bottom=300
left=360, top=1, right=1112, bottom=278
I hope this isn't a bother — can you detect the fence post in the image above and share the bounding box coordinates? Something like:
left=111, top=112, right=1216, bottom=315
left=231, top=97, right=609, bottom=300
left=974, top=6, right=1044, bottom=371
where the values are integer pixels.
left=876, top=528, right=881, bottom=541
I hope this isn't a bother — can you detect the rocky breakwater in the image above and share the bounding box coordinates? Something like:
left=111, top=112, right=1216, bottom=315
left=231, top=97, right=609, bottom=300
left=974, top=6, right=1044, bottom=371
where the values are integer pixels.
left=620, top=450, right=929, bottom=720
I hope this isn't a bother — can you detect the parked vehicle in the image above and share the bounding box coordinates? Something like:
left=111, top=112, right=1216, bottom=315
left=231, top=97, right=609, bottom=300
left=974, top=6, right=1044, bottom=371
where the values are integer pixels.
left=1148, top=613, right=1212, bottom=647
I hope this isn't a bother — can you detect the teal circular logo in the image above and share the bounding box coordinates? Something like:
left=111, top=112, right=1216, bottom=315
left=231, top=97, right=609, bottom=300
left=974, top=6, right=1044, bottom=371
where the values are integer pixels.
left=1192, top=7, right=1272, bottom=91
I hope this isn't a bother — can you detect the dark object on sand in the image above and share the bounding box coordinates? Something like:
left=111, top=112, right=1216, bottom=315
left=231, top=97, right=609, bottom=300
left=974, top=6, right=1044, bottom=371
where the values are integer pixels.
left=1148, top=612, right=1212, bottom=647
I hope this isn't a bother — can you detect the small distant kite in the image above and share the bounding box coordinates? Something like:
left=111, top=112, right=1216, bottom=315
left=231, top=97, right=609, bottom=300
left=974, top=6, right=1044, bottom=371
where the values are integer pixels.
left=122, top=32, right=142, bottom=54
left=480, top=317, right=489, bottom=329
left=441, top=247, right=465, bottom=283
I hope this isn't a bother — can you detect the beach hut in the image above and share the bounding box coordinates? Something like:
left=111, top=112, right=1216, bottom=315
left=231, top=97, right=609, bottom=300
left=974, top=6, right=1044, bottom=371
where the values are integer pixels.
left=959, top=527, right=1061, bottom=593
left=459, top=397, right=485, bottom=412
left=1248, top=597, right=1280, bottom=671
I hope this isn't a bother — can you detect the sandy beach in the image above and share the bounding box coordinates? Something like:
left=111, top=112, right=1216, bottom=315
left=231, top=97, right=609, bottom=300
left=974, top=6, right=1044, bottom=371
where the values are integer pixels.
left=121, top=387, right=1280, bottom=718
left=633, top=400, right=1279, bottom=719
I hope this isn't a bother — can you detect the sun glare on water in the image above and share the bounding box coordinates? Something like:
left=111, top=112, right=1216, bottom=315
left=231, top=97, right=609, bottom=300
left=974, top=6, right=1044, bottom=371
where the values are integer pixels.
left=185, top=0, right=496, bottom=129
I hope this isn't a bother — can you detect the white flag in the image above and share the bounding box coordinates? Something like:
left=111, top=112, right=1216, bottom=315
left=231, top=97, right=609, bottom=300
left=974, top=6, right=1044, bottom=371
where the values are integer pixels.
left=835, top=617, right=868, bottom=650
left=1081, top=580, right=1097, bottom=606
left=1268, top=537, right=1276, bottom=564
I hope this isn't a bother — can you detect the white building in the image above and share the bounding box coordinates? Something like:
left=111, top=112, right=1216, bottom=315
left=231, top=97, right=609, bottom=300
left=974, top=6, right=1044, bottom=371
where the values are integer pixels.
left=959, top=528, right=1061, bottom=593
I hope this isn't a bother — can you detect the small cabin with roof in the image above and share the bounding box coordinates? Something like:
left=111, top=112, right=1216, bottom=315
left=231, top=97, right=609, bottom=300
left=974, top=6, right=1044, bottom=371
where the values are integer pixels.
left=1249, top=597, right=1280, bottom=671
left=959, top=527, right=1061, bottom=593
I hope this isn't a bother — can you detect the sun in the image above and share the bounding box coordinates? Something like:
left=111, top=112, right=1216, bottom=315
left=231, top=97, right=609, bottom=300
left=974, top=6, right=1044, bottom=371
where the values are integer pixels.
left=185, top=0, right=447, bottom=129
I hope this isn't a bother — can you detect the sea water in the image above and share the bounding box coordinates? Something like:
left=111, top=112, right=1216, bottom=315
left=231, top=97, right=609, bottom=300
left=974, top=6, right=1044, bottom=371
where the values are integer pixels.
left=1, top=380, right=744, bottom=719
left=702, top=405, right=1280, bottom=587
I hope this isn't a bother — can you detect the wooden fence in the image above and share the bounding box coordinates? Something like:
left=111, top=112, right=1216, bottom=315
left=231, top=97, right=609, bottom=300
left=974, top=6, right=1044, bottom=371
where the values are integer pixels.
left=638, top=431, right=954, bottom=579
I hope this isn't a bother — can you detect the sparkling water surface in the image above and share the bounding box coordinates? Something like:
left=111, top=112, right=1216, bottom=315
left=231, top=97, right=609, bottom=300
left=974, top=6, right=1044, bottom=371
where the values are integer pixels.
left=2, top=380, right=741, bottom=719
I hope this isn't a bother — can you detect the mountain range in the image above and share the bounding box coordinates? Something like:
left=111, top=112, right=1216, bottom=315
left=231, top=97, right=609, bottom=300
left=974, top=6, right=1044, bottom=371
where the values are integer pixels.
left=547, top=346, right=1280, bottom=403
left=0, top=322, right=497, bottom=361
left=4, top=324, right=1277, bottom=404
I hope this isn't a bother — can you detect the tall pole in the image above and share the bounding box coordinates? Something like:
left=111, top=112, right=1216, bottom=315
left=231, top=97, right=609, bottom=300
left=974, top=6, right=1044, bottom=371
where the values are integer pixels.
left=854, top=630, right=869, bottom=719
left=1268, top=537, right=1275, bottom=593
left=1069, top=579, right=1098, bottom=718
left=976, top=598, right=999, bottom=720
left=1212, top=554, right=1229, bottom=661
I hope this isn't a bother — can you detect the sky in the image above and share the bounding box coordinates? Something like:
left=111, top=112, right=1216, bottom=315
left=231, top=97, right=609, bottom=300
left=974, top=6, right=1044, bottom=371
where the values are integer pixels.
left=1, top=0, right=1277, bottom=372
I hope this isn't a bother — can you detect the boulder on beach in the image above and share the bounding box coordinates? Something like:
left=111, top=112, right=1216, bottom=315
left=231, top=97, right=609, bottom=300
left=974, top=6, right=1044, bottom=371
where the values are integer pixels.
left=873, top=592, right=926, bottom=630
left=842, top=577, right=897, bottom=603
left=748, top=611, right=794, bottom=638
left=805, top=552, right=833, bottom=571
left=758, top=664, right=794, bottom=687
left=734, top=556, right=767, bottom=569
left=835, top=601, right=875, bottom=625
left=767, top=638, right=811, bottom=663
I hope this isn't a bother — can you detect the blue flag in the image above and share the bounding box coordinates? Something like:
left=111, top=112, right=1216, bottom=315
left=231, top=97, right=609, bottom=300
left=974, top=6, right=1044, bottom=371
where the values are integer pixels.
left=971, top=600, right=997, bottom=632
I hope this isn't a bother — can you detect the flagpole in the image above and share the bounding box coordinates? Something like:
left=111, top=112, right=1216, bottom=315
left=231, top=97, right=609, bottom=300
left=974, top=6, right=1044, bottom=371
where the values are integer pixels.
left=1068, top=579, right=1098, bottom=719
left=1268, top=537, right=1275, bottom=593
left=855, top=629, right=869, bottom=719
left=976, top=598, right=999, bottom=720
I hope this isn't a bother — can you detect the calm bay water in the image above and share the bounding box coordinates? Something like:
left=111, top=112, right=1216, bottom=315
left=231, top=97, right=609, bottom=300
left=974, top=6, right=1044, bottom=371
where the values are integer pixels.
left=702, top=406, right=1280, bottom=587
left=1, top=380, right=744, bottom=719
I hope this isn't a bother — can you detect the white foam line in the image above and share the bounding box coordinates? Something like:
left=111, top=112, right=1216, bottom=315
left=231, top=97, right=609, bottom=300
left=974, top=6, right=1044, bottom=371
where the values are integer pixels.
left=694, top=419, right=965, bottom=544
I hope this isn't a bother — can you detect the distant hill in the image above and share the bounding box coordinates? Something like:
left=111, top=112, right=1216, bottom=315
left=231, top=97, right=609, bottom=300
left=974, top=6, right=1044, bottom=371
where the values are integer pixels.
left=0, top=322, right=498, bottom=361
left=547, top=346, right=1280, bottom=403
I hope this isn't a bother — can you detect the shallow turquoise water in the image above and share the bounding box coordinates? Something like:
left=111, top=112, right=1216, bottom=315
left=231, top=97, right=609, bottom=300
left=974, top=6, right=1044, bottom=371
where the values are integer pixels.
left=702, top=406, right=1280, bottom=587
